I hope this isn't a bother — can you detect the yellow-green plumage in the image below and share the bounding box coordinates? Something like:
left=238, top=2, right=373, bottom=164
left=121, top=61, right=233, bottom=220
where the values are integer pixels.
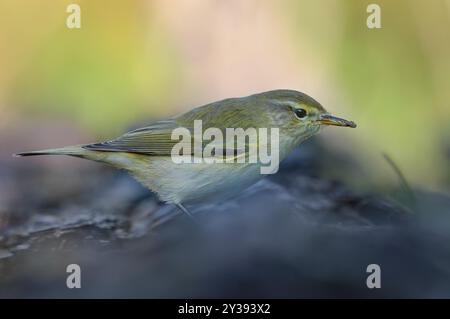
left=15, top=90, right=356, bottom=207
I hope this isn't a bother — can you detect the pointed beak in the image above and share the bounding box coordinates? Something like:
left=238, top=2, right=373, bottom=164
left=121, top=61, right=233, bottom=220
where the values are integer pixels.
left=316, top=114, right=357, bottom=128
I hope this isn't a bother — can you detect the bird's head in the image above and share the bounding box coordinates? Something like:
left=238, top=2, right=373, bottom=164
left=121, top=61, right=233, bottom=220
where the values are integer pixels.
left=252, top=90, right=356, bottom=143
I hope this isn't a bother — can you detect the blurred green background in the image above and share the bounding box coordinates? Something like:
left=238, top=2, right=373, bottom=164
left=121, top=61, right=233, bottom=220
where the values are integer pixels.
left=1, top=0, right=449, bottom=191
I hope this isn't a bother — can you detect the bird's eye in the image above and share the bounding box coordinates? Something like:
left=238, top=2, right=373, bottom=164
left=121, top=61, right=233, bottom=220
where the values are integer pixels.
left=294, top=108, right=307, bottom=119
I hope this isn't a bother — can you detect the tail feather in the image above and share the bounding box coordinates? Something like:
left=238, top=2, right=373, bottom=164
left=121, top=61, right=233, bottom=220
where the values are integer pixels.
left=14, top=145, right=87, bottom=158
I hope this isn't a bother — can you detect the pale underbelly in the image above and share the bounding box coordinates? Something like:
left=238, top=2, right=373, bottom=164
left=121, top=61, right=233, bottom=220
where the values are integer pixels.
left=132, top=157, right=265, bottom=204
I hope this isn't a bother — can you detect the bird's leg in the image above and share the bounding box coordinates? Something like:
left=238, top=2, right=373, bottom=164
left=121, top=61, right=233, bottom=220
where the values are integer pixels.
left=176, top=203, right=195, bottom=220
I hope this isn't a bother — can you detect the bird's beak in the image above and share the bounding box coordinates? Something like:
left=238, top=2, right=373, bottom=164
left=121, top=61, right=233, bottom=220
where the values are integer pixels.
left=316, top=114, right=357, bottom=128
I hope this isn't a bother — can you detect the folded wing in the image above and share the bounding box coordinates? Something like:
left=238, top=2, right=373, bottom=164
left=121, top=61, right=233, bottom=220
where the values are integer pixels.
left=83, top=120, right=193, bottom=156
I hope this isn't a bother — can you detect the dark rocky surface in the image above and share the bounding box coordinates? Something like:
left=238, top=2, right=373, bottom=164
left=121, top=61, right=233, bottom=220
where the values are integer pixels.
left=0, top=140, right=449, bottom=298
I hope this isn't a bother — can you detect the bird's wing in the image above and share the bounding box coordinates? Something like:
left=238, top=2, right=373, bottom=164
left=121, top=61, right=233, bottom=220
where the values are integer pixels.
left=83, top=97, right=262, bottom=160
left=83, top=119, right=248, bottom=158
left=83, top=120, right=192, bottom=156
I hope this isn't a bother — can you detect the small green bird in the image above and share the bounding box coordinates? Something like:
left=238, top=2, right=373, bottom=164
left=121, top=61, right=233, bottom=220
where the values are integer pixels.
left=15, top=90, right=356, bottom=216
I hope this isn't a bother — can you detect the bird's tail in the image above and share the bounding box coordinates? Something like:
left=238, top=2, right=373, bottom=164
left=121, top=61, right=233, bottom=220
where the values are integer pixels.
left=14, top=145, right=89, bottom=158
